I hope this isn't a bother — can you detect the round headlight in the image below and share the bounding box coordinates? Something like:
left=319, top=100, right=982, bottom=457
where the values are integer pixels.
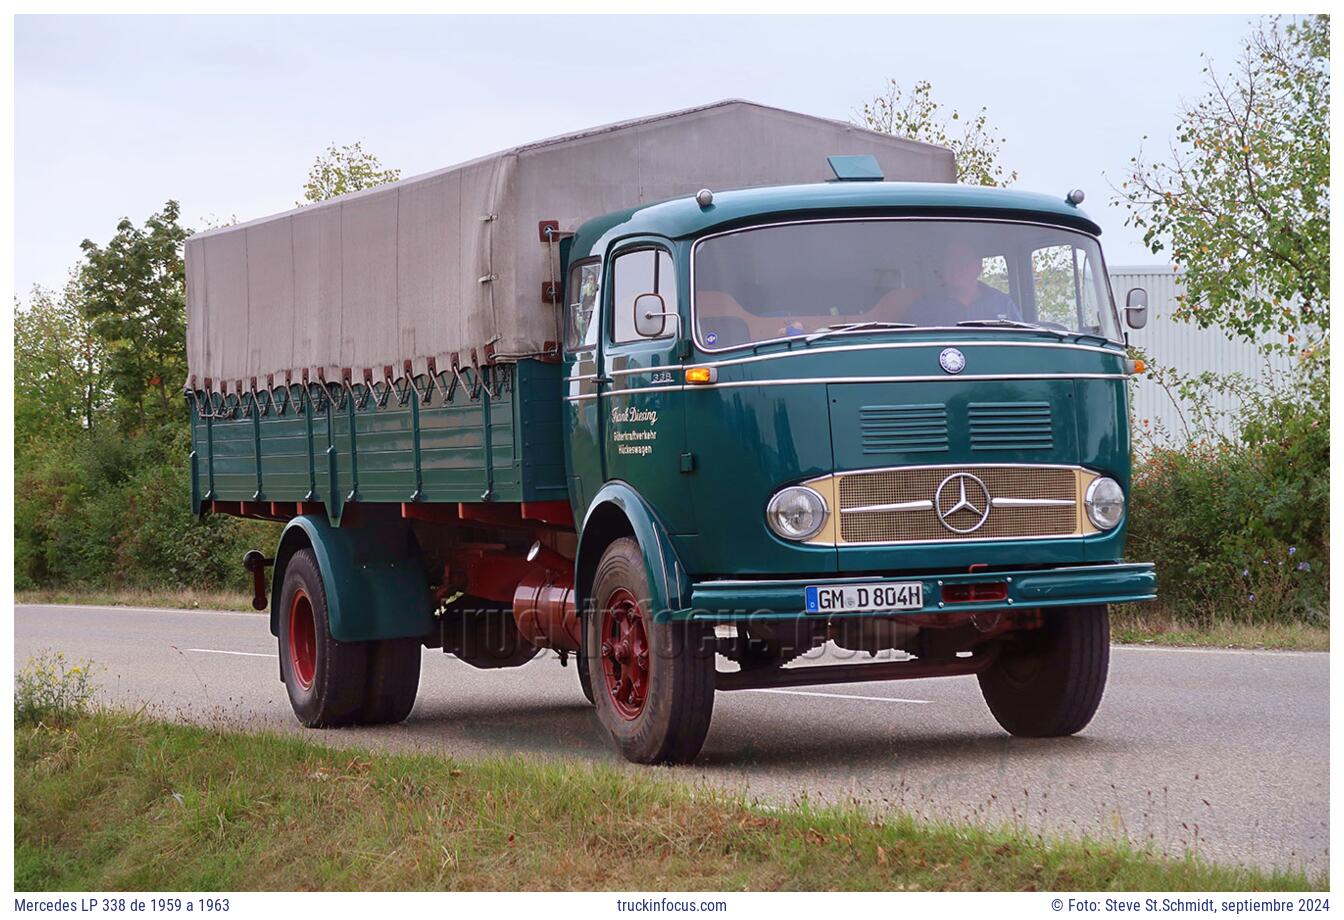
left=765, top=486, right=829, bottom=541
left=1085, top=477, right=1125, bottom=530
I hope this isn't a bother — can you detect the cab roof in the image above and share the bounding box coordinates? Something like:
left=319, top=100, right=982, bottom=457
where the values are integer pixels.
left=571, top=181, right=1103, bottom=260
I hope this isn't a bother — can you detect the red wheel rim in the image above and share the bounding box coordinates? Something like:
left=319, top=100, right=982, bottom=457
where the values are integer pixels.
left=599, top=588, right=650, bottom=721
left=288, top=588, right=317, bottom=691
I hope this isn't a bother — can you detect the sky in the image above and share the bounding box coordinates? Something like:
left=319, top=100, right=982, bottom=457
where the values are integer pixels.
left=14, top=13, right=1259, bottom=297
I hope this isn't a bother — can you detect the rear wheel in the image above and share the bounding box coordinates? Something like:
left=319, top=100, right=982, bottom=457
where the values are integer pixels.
left=978, top=604, right=1109, bottom=737
left=358, top=638, right=421, bottom=725
left=587, top=538, right=715, bottom=764
left=279, top=549, right=369, bottom=727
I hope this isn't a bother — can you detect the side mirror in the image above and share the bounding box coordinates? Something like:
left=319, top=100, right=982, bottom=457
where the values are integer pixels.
left=633, top=292, right=674, bottom=338
left=1125, top=287, right=1149, bottom=330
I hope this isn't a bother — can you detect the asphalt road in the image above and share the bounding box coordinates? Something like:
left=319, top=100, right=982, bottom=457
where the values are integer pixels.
left=15, top=603, right=1329, bottom=874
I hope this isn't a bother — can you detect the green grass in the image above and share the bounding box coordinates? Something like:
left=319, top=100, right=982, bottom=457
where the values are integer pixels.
left=15, top=710, right=1320, bottom=892
left=16, top=587, right=258, bottom=613
left=1111, top=606, right=1328, bottom=652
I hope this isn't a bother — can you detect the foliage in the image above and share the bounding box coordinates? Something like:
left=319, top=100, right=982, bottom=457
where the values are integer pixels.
left=857, top=79, right=1018, bottom=187
left=14, top=423, right=279, bottom=592
left=15, top=651, right=99, bottom=726
left=14, top=278, right=107, bottom=446
left=1127, top=365, right=1328, bottom=625
left=78, top=201, right=189, bottom=430
left=299, top=141, right=401, bottom=204
left=1117, top=15, right=1329, bottom=349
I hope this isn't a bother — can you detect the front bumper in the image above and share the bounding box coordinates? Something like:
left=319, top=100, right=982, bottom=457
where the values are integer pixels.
left=684, top=562, right=1156, bottom=620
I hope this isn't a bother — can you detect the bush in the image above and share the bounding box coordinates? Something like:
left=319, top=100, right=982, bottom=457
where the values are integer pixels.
left=15, top=421, right=279, bottom=591
left=1128, top=367, right=1328, bottom=626
left=15, top=651, right=99, bottom=725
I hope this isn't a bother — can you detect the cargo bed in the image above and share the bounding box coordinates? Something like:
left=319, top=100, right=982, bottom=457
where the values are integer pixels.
left=190, top=359, right=566, bottom=525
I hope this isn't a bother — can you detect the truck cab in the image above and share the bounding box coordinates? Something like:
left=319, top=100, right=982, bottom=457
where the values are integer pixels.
left=561, top=180, right=1154, bottom=761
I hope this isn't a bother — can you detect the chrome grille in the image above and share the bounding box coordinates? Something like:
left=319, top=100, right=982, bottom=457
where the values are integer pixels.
left=837, top=466, right=1078, bottom=544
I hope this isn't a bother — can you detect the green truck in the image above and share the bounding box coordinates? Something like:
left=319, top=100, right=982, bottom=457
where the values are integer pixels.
left=185, top=101, right=1156, bottom=764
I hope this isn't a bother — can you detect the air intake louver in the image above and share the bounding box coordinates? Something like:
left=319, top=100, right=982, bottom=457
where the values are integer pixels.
left=968, top=401, right=1053, bottom=451
left=860, top=404, right=949, bottom=455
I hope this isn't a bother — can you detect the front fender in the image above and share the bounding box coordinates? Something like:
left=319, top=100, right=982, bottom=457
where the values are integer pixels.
left=576, top=481, right=691, bottom=622
left=270, top=515, right=433, bottom=643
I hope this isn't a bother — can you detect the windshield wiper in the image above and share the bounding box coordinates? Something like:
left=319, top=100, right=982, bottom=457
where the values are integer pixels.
left=805, top=321, right=917, bottom=343
left=954, top=319, right=1055, bottom=331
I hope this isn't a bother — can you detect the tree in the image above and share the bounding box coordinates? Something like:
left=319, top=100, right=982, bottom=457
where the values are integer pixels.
left=1117, top=15, right=1328, bottom=350
left=857, top=79, right=1018, bottom=187
left=78, top=201, right=189, bottom=430
left=14, top=279, right=107, bottom=446
left=299, top=141, right=401, bottom=204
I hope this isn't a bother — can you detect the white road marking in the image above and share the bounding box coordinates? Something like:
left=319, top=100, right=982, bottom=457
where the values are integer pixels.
left=744, top=688, right=932, bottom=704
left=17, top=605, right=1325, bottom=660
left=187, top=648, right=272, bottom=658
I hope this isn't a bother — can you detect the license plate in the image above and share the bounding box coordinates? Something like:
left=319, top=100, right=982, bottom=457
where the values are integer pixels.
left=805, top=582, right=924, bottom=614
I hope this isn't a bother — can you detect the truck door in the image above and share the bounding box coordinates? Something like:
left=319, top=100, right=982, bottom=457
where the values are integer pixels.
left=562, top=257, right=604, bottom=521
left=599, top=242, right=695, bottom=535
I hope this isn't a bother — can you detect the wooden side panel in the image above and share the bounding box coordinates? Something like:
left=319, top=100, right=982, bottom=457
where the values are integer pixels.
left=188, top=359, right=566, bottom=515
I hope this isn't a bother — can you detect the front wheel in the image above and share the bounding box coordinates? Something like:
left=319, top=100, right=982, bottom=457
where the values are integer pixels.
left=586, top=538, right=715, bottom=764
left=978, top=604, right=1109, bottom=737
left=576, top=631, right=596, bottom=706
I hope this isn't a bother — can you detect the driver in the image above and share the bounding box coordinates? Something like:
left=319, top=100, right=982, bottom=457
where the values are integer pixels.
left=906, top=240, right=1022, bottom=325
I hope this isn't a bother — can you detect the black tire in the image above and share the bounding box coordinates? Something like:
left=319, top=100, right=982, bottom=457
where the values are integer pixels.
left=358, top=638, right=422, bottom=725
left=586, top=537, right=715, bottom=764
left=576, top=630, right=596, bottom=705
left=978, top=604, right=1110, bottom=737
left=278, top=549, right=369, bottom=727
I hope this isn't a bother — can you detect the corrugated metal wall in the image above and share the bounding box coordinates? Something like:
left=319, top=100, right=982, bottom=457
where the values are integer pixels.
left=1107, top=266, right=1293, bottom=448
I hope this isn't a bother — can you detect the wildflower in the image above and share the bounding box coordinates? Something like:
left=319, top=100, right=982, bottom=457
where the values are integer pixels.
left=1242, top=569, right=1250, bottom=578
left=1297, top=562, right=1311, bottom=572
left=1247, top=594, right=1256, bottom=602
left=1289, top=546, right=1297, bottom=556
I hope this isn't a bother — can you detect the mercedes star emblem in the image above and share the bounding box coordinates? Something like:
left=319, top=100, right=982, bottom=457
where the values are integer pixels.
left=934, top=472, right=992, bottom=533
left=938, top=347, right=966, bottom=374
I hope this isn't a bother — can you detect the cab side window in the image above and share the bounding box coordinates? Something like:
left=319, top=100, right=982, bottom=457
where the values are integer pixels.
left=565, top=260, right=601, bottom=351
left=1075, top=250, right=1106, bottom=334
left=1030, top=243, right=1104, bottom=332
left=612, top=248, right=677, bottom=343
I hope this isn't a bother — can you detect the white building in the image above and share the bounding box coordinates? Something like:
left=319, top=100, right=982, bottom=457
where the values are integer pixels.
left=1107, top=265, right=1296, bottom=449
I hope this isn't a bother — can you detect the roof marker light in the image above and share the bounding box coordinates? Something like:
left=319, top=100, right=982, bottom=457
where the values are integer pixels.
left=1066, top=188, right=1086, bottom=205
left=695, top=188, right=714, bottom=208
left=827, top=154, right=885, bottom=182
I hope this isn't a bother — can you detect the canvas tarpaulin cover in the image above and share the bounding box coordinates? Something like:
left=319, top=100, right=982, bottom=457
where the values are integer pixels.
left=184, top=100, right=954, bottom=391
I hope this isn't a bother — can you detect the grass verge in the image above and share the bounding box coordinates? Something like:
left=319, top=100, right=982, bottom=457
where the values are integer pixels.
left=15, top=587, right=258, bottom=613
left=16, top=710, right=1319, bottom=892
left=1111, top=606, right=1328, bottom=652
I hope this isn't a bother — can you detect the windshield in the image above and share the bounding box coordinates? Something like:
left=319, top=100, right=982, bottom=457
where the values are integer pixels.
left=692, top=219, right=1121, bottom=350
